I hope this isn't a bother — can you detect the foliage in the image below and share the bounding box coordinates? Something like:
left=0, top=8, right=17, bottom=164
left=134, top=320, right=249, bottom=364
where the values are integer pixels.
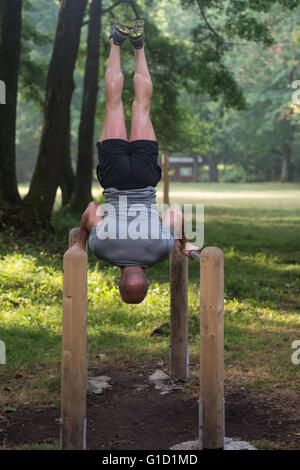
left=13, top=0, right=300, bottom=187
left=19, top=0, right=58, bottom=106
left=214, top=3, right=300, bottom=181
left=0, top=183, right=299, bottom=408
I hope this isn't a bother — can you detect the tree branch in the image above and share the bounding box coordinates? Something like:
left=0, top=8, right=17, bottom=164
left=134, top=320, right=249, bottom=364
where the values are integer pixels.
left=83, top=0, right=133, bottom=27
left=129, top=0, right=140, bottom=19
left=128, top=1, right=156, bottom=54
left=102, top=0, right=131, bottom=14
left=195, top=0, right=249, bottom=54
left=196, top=0, right=222, bottom=42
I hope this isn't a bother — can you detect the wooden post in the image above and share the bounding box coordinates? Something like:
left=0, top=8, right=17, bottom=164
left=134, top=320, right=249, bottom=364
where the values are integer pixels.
left=162, top=153, right=170, bottom=206
left=170, top=239, right=189, bottom=380
left=61, top=228, right=88, bottom=450
left=199, top=247, right=224, bottom=449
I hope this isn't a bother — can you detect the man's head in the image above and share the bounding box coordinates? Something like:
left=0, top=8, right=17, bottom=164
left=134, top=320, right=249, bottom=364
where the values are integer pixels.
left=118, top=266, right=149, bottom=304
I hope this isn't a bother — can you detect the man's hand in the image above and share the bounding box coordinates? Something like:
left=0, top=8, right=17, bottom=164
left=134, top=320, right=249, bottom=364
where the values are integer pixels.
left=181, top=241, right=200, bottom=260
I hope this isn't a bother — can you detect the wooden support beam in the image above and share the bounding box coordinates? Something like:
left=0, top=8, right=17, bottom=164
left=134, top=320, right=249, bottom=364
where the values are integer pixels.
left=68, top=227, right=81, bottom=247
left=170, top=239, right=189, bottom=380
left=61, top=228, right=87, bottom=450
left=199, top=247, right=224, bottom=449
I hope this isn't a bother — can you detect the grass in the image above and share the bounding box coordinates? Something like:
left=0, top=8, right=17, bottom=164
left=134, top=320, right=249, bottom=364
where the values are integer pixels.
left=0, top=182, right=299, bottom=409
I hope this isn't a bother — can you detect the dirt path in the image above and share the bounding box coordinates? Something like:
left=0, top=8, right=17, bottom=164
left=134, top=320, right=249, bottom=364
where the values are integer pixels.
left=1, top=364, right=299, bottom=450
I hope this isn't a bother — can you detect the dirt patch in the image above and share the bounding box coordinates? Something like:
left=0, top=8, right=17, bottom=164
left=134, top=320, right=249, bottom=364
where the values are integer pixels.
left=1, top=363, right=299, bottom=450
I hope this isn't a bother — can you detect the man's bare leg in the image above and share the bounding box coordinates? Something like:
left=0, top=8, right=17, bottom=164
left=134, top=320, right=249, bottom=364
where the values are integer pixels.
left=129, top=45, right=156, bottom=142
left=99, top=39, right=127, bottom=142
left=75, top=40, right=126, bottom=250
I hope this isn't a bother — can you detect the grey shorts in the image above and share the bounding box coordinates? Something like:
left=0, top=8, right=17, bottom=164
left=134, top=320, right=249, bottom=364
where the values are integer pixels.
left=88, top=224, right=175, bottom=269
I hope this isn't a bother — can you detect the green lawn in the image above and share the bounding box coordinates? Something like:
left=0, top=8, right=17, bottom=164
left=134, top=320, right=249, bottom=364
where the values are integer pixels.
left=0, top=182, right=299, bottom=409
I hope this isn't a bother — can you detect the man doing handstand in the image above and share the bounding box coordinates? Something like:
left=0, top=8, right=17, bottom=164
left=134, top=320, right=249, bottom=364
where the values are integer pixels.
left=74, top=20, right=198, bottom=304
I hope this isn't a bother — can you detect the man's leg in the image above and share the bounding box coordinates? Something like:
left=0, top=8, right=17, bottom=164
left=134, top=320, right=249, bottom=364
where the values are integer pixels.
left=129, top=46, right=156, bottom=142
left=99, top=39, right=127, bottom=142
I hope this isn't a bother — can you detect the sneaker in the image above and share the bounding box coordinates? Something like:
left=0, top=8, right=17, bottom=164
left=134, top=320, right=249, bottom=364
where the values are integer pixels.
left=109, top=19, right=131, bottom=46
left=129, top=19, right=145, bottom=49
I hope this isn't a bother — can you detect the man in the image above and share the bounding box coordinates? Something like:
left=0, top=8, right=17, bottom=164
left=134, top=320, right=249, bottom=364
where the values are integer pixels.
left=75, top=19, right=198, bottom=304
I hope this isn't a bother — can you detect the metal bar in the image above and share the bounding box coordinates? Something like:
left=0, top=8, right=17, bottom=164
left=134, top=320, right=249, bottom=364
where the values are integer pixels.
left=190, top=250, right=200, bottom=261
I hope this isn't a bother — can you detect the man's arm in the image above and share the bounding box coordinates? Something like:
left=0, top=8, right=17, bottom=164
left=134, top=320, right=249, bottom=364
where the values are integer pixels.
left=179, top=215, right=200, bottom=260
left=73, top=201, right=104, bottom=251
left=161, top=204, right=199, bottom=260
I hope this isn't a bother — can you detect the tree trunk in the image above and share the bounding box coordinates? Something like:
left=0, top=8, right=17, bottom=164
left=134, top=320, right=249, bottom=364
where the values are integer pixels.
left=193, top=156, right=199, bottom=182
left=22, top=0, right=88, bottom=227
left=208, top=153, right=219, bottom=183
left=60, top=106, right=74, bottom=207
left=280, top=143, right=291, bottom=183
left=0, top=0, right=22, bottom=207
left=271, top=168, right=276, bottom=182
left=70, top=0, right=102, bottom=214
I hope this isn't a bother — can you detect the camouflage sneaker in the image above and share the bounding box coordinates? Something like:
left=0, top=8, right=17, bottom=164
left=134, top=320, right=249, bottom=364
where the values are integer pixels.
left=129, top=19, right=145, bottom=49
left=109, top=20, right=131, bottom=46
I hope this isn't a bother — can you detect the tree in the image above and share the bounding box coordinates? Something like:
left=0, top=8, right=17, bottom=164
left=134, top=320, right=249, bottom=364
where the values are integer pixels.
left=21, top=0, right=88, bottom=228
left=0, top=0, right=23, bottom=208
left=59, top=105, right=74, bottom=206
left=69, top=0, right=102, bottom=213
left=218, top=3, right=300, bottom=182
left=180, top=0, right=300, bottom=109
left=19, top=0, right=52, bottom=107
